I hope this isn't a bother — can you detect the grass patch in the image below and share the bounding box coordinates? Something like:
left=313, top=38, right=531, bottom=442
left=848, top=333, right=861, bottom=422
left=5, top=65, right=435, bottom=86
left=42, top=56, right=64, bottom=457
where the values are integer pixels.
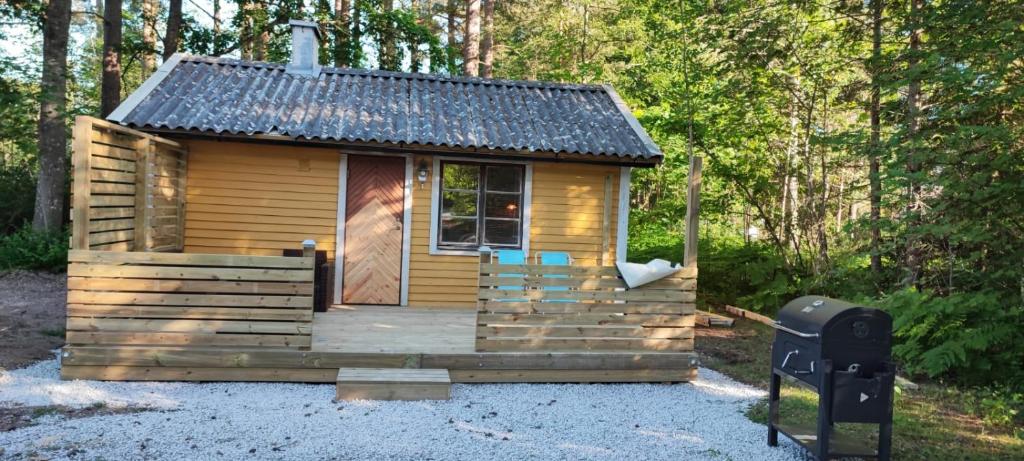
left=696, top=315, right=1024, bottom=460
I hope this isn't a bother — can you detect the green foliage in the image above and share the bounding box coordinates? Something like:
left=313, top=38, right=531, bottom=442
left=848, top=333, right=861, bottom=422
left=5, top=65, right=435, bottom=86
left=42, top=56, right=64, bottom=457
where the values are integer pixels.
left=0, top=225, right=68, bottom=272
left=878, top=289, right=1024, bottom=386
left=967, top=388, right=1024, bottom=435
left=629, top=220, right=793, bottom=311
left=0, top=163, right=36, bottom=234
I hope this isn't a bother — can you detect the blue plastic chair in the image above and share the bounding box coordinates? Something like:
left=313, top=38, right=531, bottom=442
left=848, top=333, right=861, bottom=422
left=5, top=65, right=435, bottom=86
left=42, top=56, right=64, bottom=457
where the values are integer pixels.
left=536, top=251, right=574, bottom=303
left=492, top=249, right=527, bottom=302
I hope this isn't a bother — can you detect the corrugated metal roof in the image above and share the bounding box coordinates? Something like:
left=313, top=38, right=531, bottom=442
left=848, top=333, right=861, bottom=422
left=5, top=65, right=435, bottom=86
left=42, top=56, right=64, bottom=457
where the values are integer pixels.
left=111, top=55, right=662, bottom=161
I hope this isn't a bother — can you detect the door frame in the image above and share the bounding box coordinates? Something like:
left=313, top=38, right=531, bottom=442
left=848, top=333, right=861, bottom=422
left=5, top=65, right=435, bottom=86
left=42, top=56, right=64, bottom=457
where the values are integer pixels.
left=333, top=152, right=413, bottom=306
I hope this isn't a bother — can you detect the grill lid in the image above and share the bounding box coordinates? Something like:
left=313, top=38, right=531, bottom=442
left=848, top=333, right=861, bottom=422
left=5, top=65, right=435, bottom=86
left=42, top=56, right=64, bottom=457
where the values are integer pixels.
left=774, top=295, right=879, bottom=342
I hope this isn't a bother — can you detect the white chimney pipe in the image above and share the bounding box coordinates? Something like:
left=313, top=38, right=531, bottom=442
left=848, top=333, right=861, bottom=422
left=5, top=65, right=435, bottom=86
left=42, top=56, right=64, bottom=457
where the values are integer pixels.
left=286, top=20, right=322, bottom=76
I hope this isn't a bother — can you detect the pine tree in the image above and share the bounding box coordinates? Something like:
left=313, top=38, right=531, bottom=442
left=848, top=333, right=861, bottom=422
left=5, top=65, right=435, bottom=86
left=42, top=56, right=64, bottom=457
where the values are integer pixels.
left=463, top=0, right=480, bottom=76
left=33, top=0, right=72, bottom=231
left=100, top=0, right=122, bottom=117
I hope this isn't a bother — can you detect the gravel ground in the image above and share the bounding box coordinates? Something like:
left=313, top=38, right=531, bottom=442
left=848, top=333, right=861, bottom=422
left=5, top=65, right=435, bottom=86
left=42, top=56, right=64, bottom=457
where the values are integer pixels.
left=0, top=356, right=802, bottom=461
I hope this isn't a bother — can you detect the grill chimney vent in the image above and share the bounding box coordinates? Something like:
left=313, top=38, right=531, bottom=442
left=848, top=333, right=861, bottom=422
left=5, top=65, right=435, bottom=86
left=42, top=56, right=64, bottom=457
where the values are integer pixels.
left=287, top=20, right=322, bottom=76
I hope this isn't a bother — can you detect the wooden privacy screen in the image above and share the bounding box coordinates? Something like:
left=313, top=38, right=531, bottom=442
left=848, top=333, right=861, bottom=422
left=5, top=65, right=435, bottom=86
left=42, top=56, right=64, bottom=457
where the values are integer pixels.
left=71, top=116, right=187, bottom=252
left=476, top=255, right=697, bottom=352
left=66, top=250, right=315, bottom=349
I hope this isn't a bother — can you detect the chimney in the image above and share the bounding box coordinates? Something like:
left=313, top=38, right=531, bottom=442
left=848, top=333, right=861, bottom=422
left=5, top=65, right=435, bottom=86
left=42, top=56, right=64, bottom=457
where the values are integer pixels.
left=286, top=19, right=322, bottom=76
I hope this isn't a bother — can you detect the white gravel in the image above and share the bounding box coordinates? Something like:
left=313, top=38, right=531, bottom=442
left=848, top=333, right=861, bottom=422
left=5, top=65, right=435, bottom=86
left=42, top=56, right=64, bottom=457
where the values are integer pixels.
left=1, top=356, right=802, bottom=460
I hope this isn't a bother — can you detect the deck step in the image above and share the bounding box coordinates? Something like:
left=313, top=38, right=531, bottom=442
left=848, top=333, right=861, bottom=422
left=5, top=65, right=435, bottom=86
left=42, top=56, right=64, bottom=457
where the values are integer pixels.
left=335, top=368, right=451, bottom=401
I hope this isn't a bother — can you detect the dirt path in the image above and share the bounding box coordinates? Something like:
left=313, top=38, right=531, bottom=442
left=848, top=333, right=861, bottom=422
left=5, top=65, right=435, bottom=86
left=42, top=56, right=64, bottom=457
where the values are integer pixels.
left=0, top=271, right=66, bottom=370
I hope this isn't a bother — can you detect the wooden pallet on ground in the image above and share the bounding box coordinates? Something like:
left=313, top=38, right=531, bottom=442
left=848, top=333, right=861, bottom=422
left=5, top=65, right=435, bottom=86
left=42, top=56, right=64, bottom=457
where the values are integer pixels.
left=723, top=305, right=774, bottom=326
left=696, top=310, right=735, bottom=327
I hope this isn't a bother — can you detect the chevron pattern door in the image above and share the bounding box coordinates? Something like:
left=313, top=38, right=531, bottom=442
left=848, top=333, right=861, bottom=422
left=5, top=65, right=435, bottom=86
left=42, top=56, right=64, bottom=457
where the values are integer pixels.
left=342, top=155, right=405, bottom=305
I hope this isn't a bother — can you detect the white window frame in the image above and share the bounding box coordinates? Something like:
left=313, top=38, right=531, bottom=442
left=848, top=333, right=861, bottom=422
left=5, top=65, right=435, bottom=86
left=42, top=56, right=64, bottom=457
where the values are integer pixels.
left=429, top=156, right=532, bottom=256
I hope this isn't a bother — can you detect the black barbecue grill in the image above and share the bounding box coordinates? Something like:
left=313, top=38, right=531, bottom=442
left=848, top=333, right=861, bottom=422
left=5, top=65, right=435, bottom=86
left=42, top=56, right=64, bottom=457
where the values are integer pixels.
left=768, top=296, right=895, bottom=460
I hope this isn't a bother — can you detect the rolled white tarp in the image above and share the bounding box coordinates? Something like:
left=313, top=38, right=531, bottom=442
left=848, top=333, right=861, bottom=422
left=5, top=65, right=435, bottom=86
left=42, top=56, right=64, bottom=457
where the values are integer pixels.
left=615, top=259, right=683, bottom=289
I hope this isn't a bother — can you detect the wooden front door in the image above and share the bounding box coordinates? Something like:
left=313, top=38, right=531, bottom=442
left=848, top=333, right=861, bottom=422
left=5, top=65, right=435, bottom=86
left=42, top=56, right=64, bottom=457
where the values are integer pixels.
left=342, top=155, right=405, bottom=305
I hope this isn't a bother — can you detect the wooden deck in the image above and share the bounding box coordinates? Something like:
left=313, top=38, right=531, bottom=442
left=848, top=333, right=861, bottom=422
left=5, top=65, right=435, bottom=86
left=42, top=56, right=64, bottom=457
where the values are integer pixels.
left=62, top=307, right=698, bottom=383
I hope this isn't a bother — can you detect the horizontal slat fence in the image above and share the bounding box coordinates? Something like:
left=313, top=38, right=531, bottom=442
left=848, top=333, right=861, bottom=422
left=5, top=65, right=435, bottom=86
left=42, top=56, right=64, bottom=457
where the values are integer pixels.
left=66, top=250, right=315, bottom=349
left=72, top=116, right=187, bottom=252
left=476, top=251, right=697, bottom=352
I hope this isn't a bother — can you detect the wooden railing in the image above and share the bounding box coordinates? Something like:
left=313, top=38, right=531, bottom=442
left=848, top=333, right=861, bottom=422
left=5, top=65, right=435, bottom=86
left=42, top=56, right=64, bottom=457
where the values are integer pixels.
left=475, top=252, right=697, bottom=352
left=71, top=116, right=187, bottom=252
left=66, top=249, right=315, bottom=349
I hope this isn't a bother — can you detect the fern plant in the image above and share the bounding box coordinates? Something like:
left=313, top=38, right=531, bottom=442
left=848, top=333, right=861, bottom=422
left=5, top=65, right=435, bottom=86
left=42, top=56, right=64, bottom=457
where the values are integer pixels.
left=881, top=288, right=1024, bottom=387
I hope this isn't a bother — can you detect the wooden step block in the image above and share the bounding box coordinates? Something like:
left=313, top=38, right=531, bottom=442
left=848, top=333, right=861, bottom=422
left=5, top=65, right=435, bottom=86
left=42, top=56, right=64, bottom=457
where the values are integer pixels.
left=335, top=368, right=451, bottom=401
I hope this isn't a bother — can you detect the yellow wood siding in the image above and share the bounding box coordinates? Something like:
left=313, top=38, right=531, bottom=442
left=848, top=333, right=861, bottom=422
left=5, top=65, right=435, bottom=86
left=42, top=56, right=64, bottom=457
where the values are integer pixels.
left=181, top=144, right=623, bottom=309
left=182, top=140, right=339, bottom=259
left=530, top=163, right=620, bottom=266
left=408, top=155, right=479, bottom=307
left=407, top=156, right=623, bottom=309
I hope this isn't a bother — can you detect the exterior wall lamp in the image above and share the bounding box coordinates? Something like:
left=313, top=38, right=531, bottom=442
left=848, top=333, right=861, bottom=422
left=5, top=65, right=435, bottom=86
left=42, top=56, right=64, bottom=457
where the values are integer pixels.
left=416, top=160, right=429, bottom=187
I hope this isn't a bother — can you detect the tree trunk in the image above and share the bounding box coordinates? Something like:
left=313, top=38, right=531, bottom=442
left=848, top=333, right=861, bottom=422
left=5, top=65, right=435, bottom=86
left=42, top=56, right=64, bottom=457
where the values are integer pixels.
left=350, top=0, right=362, bottom=65
left=334, top=0, right=351, bottom=67
left=902, top=0, right=923, bottom=287
left=868, top=0, right=883, bottom=275
left=480, top=0, right=494, bottom=77
left=835, top=171, right=845, bottom=233
left=240, top=13, right=253, bottom=60
left=254, top=27, right=268, bottom=61
left=817, top=93, right=830, bottom=269
left=781, top=83, right=800, bottom=250
left=463, top=0, right=480, bottom=76
left=33, top=0, right=72, bottom=232
left=93, top=0, right=104, bottom=39
left=316, top=0, right=331, bottom=65
left=100, top=0, right=122, bottom=117
left=447, top=0, right=458, bottom=71
left=163, top=0, right=182, bottom=59
left=408, top=0, right=422, bottom=72
left=213, top=0, right=221, bottom=54
left=252, top=1, right=268, bottom=61
left=141, top=0, right=157, bottom=76
left=379, top=0, right=397, bottom=70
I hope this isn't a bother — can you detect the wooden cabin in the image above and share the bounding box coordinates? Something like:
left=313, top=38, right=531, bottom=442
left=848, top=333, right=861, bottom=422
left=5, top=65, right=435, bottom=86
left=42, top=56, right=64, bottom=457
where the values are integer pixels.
left=61, top=21, right=699, bottom=394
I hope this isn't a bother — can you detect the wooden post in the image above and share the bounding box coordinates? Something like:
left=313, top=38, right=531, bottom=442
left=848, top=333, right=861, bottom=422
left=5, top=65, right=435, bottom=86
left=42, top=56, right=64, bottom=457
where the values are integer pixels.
left=475, top=246, right=492, bottom=353
left=601, top=174, right=613, bottom=266
left=683, top=156, right=702, bottom=269
left=133, top=137, right=153, bottom=251
left=477, top=245, right=492, bottom=292
left=174, top=149, right=188, bottom=251
left=70, top=117, right=92, bottom=250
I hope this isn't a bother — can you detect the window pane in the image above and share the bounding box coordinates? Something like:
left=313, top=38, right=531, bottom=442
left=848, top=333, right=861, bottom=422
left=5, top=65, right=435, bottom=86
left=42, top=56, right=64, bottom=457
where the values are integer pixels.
left=441, top=218, right=478, bottom=244
left=484, top=192, right=521, bottom=219
left=485, top=165, right=522, bottom=192
left=484, top=219, right=519, bottom=245
left=442, top=191, right=478, bottom=217
left=443, top=163, right=480, bottom=190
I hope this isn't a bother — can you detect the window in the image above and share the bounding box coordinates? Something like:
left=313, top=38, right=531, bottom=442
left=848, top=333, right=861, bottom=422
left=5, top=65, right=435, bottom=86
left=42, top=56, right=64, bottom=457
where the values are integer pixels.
left=438, top=161, right=525, bottom=250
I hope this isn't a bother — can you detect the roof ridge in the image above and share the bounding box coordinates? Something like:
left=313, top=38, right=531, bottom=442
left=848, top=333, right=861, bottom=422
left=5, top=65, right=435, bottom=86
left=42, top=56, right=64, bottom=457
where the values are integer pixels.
left=178, top=55, right=608, bottom=92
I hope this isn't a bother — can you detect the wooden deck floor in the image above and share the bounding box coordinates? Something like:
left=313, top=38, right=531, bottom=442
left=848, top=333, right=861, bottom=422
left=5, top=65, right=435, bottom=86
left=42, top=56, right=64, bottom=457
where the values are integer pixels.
left=313, top=307, right=476, bottom=354
left=62, top=306, right=698, bottom=384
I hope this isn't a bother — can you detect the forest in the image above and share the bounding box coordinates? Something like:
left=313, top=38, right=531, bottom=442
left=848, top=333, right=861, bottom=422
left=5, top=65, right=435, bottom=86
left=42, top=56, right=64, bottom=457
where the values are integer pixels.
left=0, top=0, right=1022, bottom=424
